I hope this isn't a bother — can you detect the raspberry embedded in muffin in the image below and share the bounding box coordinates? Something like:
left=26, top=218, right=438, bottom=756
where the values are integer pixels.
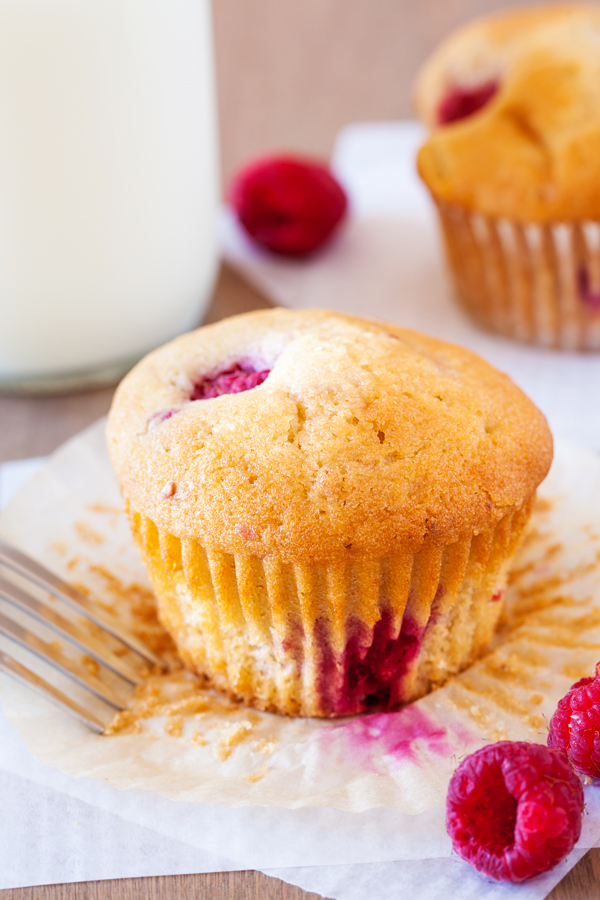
left=577, top=267, right=600, bottom=311
left=147, top=408, right=180, bottom=430
left=437, top=80, right=498, bottom=125
left=316, top=611, right=423, bottom=715
left=190, top=362, right=271, bottom=400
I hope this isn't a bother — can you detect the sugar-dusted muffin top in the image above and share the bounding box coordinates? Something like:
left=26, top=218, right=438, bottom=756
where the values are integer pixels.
left=415, top=4, right=600, bottom=222
left=107, top=309, right=552, bottom=564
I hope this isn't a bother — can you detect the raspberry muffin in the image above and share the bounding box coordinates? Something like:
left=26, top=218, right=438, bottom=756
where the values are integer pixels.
left=107, top=309, right=552, bottom=717
left=415, top=4, right=600, bottom=350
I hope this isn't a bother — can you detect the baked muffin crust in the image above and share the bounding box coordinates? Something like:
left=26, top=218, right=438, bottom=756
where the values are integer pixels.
left=415, top=4, right=600, bottom=222
left=108, top=308, right=552, bottom=564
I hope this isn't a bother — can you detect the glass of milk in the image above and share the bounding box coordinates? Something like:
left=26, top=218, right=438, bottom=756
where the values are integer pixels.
left=0, top=0, right=219, bottom=392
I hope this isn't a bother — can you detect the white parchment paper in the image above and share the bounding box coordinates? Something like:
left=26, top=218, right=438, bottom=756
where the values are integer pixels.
left=1, top=419, right=600, bottom=879
left=2, top=754, right=595, bottom=898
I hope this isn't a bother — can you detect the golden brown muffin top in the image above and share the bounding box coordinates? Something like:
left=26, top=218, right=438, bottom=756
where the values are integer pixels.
left=415, top=4, right=600, bottom=222
left=107, top=309, right=552, bottom=563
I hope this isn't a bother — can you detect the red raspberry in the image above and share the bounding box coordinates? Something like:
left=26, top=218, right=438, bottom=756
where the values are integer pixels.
left=229, top=155, right=348, bottom=257
left=548, top=663, right=600, bottom=778
left=190, top=362, right=270, bottom=400
left=446, top=741, right=583, bottom=882
left=437, top=81, right=498, bottom=125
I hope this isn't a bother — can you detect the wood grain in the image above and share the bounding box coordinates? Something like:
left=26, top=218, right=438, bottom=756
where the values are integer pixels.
left=548, top=851, right=600, bottom=900
left=0, top=871, right=323, bottom=900
left=1, top=853, right=599, bottom=900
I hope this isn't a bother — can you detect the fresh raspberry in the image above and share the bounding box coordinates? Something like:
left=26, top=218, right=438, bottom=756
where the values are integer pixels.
left=548, top=663, right=600, bottom=778
left=190, top=362, right=270, bottom=400
left=437, top=81, right=498, bottom=125
left=229, top=155, right=348, bottom=257
left=446, top=741, right=583, bottom=882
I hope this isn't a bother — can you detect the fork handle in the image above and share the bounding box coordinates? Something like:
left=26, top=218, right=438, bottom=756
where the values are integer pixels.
left=0, top=648, right=106, bottom=734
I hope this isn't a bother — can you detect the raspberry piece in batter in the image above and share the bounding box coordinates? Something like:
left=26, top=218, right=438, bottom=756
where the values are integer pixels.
left=438, top=81, right=498, bottom=125
left=190, top=362, right=270, bottom=400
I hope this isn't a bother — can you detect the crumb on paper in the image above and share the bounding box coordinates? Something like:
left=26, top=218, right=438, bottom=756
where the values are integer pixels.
left=482, top=653, right=536, bottom=687
left=508, top=549, right=566, bottom=589
left=561, top=662, right=595, bottom=683
left=104, top=668, right=251, bottom=739
left=251, top=738, right=280, bottom=757
left=74, top=521, right=105, bottom=546
left=217, top=721, right=255, bottom=761
left=446, top=688, right=509, bottom=742
left=86, top=502, right=122, bottom=516
left=164, top=715, right=184, bottom=738
left=242, top=763, right=268, bottom=783
left=164, top=697, right=214, bottom=716
left=51, top=541, right=68, bottom=557
left=527, top=715, right=544, bottom=731
left=459, top=676, right=534, bottom=721
left=66, top=556, right=176, bottom=659
left=81, top=655, right=100, bottom=677
left=103, top=713, right=142, bottom=736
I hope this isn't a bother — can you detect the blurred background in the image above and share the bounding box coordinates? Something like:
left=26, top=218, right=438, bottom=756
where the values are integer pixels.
left=0, top=0, right=536, bottom=463
left=214, top=0, right=524, bottom=182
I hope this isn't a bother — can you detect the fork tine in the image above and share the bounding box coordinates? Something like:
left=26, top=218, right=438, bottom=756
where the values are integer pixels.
left=0, top=538, right=161, bottom=667
left=0, top=610, right=128, bottom=709
left=0, top=648, right=106, bottom=734
left=0, top=573, right=144, bottom=686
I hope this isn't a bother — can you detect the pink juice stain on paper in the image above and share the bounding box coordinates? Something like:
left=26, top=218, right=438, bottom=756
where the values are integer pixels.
left=323, top=705, right=475, bottom=774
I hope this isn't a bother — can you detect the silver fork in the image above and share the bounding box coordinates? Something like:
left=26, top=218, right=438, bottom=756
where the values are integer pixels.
left=0, top=537, right=161, bottom=733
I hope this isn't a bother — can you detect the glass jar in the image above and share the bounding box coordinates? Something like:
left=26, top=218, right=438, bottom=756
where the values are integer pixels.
left=0, top=0, right=219, bottom=392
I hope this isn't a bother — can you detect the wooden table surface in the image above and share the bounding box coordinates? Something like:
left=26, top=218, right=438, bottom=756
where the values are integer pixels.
left=2, top=1, right=599, bottom=897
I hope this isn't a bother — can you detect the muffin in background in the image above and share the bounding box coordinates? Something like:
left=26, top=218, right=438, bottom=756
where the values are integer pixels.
left=107, top=309, right=552, bottom=717
left=415, top=4, right=600, bottom=351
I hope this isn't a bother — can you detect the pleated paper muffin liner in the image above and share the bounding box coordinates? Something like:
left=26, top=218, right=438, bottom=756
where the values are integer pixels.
left=129, top=498, right=533, bottom=718
left=436, top=200, right=600, bottom=351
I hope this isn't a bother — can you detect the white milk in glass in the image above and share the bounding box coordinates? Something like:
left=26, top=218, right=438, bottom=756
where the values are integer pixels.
left=0, top=0, right=218, bottom=390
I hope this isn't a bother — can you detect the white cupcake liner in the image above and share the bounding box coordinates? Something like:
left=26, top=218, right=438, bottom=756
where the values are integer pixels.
left=437, top=201, right=600, bottom=351
left=128, top=499, right=533, bottom=718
